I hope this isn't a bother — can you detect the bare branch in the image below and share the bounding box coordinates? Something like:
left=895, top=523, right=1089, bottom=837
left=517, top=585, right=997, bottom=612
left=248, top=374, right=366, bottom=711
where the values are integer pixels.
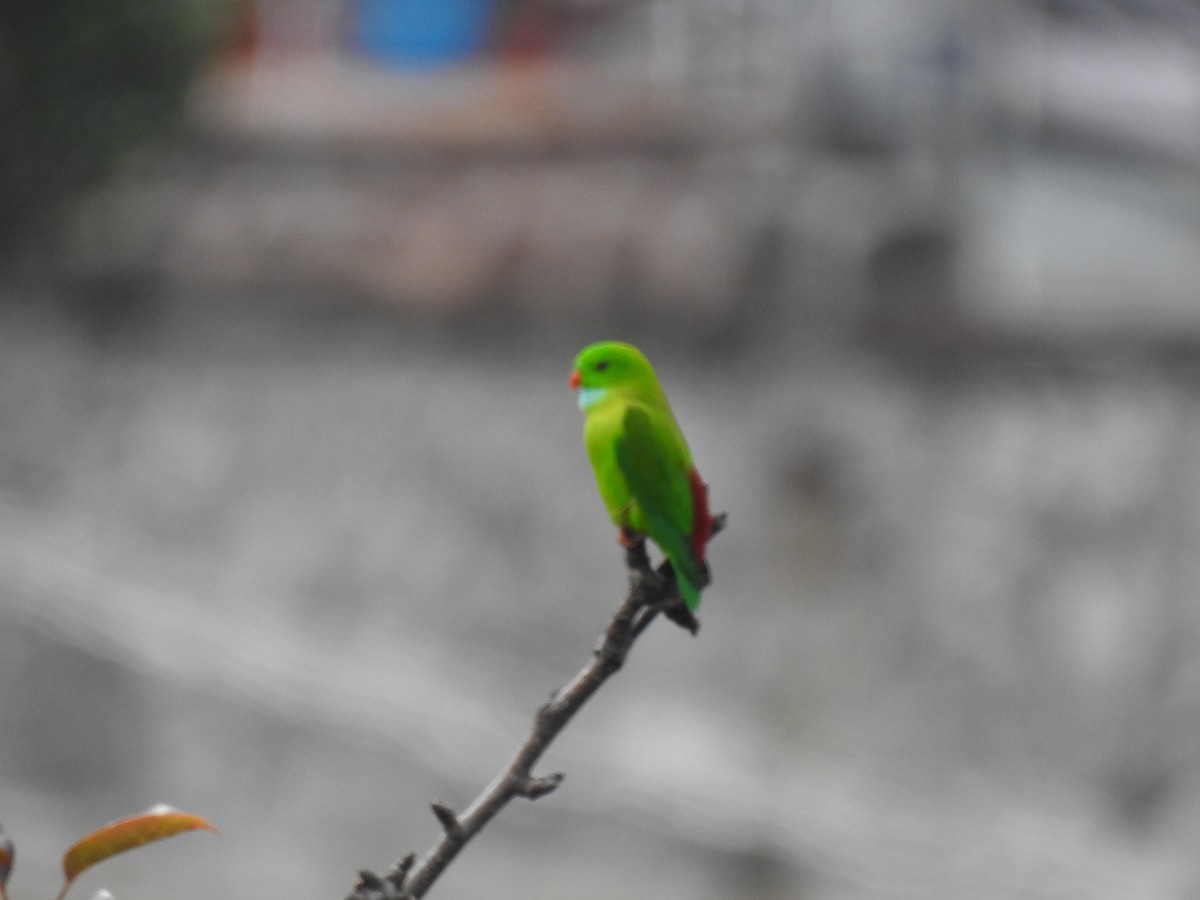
left=345, top=518, right=725, bottom=900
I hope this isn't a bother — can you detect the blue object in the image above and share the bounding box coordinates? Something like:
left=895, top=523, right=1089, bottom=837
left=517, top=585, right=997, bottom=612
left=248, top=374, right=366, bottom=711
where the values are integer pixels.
left=350, top=0, right=498, bottom=67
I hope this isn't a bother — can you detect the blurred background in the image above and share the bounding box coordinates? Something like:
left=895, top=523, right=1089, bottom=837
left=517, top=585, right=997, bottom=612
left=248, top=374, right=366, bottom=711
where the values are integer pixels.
left=3, top=0, right=1200, bottom=898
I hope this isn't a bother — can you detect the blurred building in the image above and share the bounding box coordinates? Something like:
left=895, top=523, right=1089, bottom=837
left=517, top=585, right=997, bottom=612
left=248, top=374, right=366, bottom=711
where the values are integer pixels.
left=67, top=0, right=1200, bottom=348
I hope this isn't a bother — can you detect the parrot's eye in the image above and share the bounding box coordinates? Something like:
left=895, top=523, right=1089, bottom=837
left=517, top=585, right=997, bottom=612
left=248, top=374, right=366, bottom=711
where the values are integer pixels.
left=595, top=360, right=609, bottom=371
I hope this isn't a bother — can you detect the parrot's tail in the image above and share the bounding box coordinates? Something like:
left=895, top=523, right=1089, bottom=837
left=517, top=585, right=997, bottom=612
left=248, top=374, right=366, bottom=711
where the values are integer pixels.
left=674, top=564, right=703, bottom=611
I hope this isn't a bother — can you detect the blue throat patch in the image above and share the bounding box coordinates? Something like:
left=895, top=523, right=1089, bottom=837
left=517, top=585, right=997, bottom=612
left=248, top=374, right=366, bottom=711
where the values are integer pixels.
left=577, top=386, right=606, bottom=411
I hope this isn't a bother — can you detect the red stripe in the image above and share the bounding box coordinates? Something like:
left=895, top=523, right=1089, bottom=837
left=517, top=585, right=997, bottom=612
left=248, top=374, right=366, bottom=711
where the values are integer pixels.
left=688, top=467, right=713, bottom=565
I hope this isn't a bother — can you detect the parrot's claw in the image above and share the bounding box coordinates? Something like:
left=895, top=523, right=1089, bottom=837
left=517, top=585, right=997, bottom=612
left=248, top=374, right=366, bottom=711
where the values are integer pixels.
left=622, top=533, right=653, bottom=575
left=624, top=541, right=667, bottom=605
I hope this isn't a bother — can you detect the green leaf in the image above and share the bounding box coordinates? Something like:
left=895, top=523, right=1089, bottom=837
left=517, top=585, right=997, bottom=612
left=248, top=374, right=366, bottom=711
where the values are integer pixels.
left=59, top=805, right=217, bottom=895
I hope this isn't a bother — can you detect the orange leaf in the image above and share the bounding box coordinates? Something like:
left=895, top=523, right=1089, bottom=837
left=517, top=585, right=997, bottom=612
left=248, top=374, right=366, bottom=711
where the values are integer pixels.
left=61, top=805, right=217, bottom=887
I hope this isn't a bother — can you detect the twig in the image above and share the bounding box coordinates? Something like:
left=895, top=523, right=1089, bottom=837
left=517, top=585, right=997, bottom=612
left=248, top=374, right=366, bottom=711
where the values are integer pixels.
left=346, top=513, right=725, bottom=900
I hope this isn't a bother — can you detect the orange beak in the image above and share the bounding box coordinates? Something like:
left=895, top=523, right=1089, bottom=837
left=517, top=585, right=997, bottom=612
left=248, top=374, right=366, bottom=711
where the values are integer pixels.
left=569, top=368, right=582, bottom=391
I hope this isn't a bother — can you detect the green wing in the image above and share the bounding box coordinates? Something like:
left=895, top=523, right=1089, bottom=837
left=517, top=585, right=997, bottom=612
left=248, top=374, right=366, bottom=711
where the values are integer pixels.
left=616, top=404, right=707, bottom=601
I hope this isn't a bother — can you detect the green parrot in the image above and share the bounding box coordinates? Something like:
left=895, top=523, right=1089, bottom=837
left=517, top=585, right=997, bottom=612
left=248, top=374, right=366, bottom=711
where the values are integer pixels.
left=570, top=341, right=713, bottom=612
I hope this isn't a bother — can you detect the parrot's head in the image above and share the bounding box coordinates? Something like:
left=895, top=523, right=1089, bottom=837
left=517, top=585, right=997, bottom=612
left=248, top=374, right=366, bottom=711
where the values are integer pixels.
left=570, top=341, right=658, bottom=412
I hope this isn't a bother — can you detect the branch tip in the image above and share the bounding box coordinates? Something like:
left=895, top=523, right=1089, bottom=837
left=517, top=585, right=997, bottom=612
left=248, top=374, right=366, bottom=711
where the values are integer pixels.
left=355, top=870, right=384, bottom=890
left=430, top=802, right=463, bottom=838
left=386, top=852, right=416, bottom=888
left=514, top=772, right=564, bottom=800
left=537, top=691, right=561, bottom=718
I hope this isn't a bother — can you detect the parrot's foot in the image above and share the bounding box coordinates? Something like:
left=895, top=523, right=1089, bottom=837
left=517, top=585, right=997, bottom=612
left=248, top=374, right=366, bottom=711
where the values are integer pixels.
left=622, top=534, right=702, bottom=635
left=628, top=559, right=666, bottom=597
left=623, top=539, right=667, bottom=607
left=623, top=557, right=698, bottom=635
left=623, top=533, right=654, bottom=574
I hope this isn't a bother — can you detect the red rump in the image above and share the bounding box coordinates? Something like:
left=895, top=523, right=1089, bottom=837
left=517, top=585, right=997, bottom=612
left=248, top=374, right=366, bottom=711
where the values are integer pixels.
left=688, top=468, right=713, bottom=567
